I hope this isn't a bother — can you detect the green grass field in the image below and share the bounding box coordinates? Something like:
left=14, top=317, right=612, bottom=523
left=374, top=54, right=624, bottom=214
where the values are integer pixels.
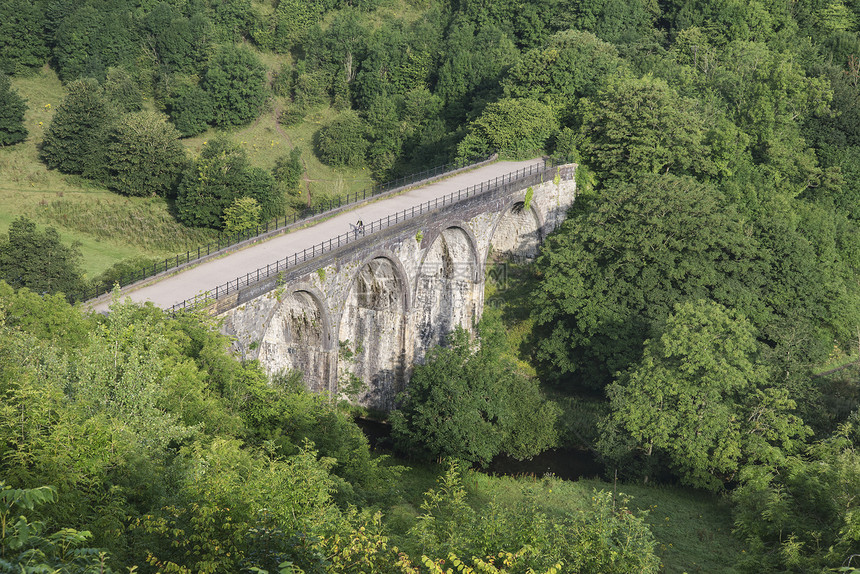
left=1, top=66, right=373, bottom=278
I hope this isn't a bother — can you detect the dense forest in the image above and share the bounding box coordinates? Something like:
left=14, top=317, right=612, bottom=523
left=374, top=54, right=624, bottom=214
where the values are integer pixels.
left=1, top=0, right=860, bottom=571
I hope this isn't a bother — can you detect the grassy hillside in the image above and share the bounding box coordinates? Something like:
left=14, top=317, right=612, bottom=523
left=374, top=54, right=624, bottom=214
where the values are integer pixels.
left=1, top=66, right=373, bottom=278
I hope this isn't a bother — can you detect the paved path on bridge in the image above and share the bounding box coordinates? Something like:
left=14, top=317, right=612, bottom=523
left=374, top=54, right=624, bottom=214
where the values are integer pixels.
left=93, top=158, right=544, bottom=312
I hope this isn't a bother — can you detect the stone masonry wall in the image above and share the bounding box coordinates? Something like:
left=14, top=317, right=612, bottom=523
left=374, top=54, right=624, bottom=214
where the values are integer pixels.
left=218, top=163, right=577, bottom=410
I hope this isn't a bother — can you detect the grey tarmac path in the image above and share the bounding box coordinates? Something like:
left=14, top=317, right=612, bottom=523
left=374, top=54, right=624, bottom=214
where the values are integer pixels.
left=93, top=158, right=545, bottom=312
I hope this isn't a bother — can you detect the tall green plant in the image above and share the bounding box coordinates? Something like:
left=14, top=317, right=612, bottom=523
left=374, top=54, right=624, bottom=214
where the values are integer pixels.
left=0, top=75, right=26, bottom=146
left=40, top=78, right=115, bottom=181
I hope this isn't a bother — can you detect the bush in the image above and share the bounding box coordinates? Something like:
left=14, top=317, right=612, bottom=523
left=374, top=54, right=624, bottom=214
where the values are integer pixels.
left=315, top=110, right=368, bottom=168
left=167, top=83, right=214, bottom=137
left=176, top=136, right=282, bottom=228
left=91, top=256, right=159, bottom=293
left=106, top=110, right=188, bottom=197
left=222, top=197, right=261, bottom=235
left=273, top=148, right=303, bottom=195
left=403, top=463, right=660, bottom=573
left=203, top=44, right=266, bottom=128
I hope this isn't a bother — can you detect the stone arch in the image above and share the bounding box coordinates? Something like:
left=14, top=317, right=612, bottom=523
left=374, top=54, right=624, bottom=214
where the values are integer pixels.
left=413, top=225, right=482, bottom=363
left=258, top=285, right=333, bottom=394
left=488, top=199, right=544, bottom=262
left=337, top=253, right=409, bottom=410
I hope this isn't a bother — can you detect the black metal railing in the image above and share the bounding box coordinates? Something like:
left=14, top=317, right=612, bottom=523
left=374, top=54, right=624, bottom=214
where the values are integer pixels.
left=80, top=154, right=496, bottom=302
left=169, top=159, right=558, bottom=314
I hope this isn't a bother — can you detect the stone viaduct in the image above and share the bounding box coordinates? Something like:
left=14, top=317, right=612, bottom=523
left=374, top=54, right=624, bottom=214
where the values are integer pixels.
left=205, top=162, right=577, bottom=411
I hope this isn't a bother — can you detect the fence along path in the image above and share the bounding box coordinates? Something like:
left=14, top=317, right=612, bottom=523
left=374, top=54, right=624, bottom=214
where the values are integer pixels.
left=90, top=157, right=549, bottom=313
left=81, top=155, right=495, bottom=302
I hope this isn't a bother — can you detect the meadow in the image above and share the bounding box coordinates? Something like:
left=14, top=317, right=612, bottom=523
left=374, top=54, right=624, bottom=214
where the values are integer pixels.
left=2, top=66, right=373, bottom=278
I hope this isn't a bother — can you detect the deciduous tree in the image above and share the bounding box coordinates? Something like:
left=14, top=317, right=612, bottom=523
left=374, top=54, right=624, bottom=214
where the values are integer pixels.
left=315, top=110, right=368, bottom=167
left=203, top=44, right=266, bottom=128
left=166, top=82, right=213, bottom=137
left=176, top=136, right=282, bottom=228
left=457, top=97, right=558, bottom=160
left=531, top=174, right=761, bottom=388
left=391, top=317, right=559, bottom=466
left=578, top=75, right=720, bottom=180
left=106, top=110, right=188, bottom=197
left=0, top=217, right=85, bottom=300
left=0, top=0, right=48, bottom=75
left=604, top=299, right=810, bottom=490
left=40, top=78, right=115, bottom=181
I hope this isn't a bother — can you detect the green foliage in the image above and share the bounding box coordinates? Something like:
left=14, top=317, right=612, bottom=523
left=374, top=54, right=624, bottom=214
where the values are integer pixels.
left=166, top=82, right=214, bottom=137
left=223, top=196, right=261, bottom=235
left=392, top=317, right=558, bottom=466
left=435, top=23, right=519, bottom=123
left=90, top=256, right=159, bottom=295
left=578, top=75, right=728, bottom=181
left=0, top=217, right=85, bottom=300
left=101, top=67, right=142, bottom=112
left=0, top=0, right=48, bottom=75
left=138, top=439, right=342, bottom=574
left=352, top=19, right=435, bottom=109
left=532, top=174, right=760, bottom=388
left=457, top=97, right=558, bottom=160
left=752, top=202, right=860, bottom=400
left=242, top=167, right=283, bottom=222
left=210, top=0, right=251, bottom=42
left=52, top=5, right=136, bottom=82
left=143, top=3, right=212, bottom=75
left=0, top=282, right=90, bottom=350
left=315, top=110, right=368, bottom=168
left=40, top=78, right=115, bottom=181
left=176, top=136, right=281, bottom=228
left=732, top=411, right=860, bottom=573
left=237, top=369, right=403, bottom=505
left=503, top=29, right=628, bottom=107
left=106, top=110, right=188, bottom=197
left=0, top=482, right=116, bottom=574
left=403, top=463, right=661, bottom=573
left=203, top=44, right=266, bottom=128
left=809, top=143, right=860, bottom=220
left=603, top=300, right=811, bottom=490
left=0, top=75, right=27, bottom=146
left=273, top=148, right=304, bottom=196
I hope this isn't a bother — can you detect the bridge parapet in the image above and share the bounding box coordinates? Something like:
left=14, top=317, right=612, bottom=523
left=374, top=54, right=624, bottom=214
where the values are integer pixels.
left=217, top=161, right=577, bottom=410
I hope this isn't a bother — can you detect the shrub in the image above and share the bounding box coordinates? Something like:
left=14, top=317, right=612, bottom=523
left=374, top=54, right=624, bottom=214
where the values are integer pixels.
left=315, top=110, right=368, bottom=168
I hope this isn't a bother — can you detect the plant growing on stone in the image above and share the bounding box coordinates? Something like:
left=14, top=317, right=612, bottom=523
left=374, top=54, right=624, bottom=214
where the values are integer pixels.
left=338, top=340, right=367, bottom=403
left=523, top=187, right=534, bottom=210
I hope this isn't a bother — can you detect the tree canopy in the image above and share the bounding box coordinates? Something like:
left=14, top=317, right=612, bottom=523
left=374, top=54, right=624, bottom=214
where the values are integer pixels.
left=176, top=136, right=281, bottom=229
left=531, top=174, right=761, bottom=388
left=0, top=75, right=27, bottom=146
left=0, top=217, right=85, bottom=299
left=604, top=299, right=810, bottom=491
left=391, top=318, right=559, bottom=466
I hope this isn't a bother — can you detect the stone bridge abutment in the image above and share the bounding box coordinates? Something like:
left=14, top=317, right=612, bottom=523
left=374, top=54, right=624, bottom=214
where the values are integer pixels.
left=219, top=162, right=577, bottom=410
